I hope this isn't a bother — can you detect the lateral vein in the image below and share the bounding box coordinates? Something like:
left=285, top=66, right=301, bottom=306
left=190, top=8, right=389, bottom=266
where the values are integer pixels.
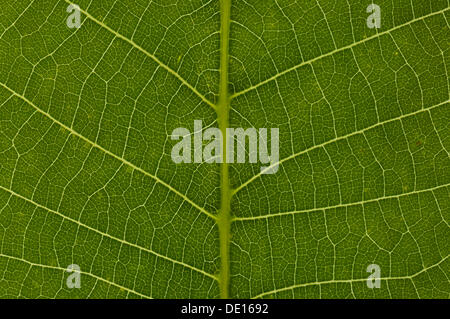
left=0, top=82, right=217, bottom=222
left=232, top=99, right=449, bottom=196
left=251, top=255, right=449, bottom=299
left=0, top=253, right=152, bottom=298
left=230, top=7, right=450, bottom=100
left=232, top=183, right=450, bottom=221
left=63, top=0, right=217, bottom=111
left=0, top=184, right=218, bottom=281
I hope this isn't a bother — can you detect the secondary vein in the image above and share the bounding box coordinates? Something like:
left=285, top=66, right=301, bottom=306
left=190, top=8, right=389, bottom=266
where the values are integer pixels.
left=0, top=253, right=152, bottom=299
left=0, top=185, right=218, bottom=281
left=63, top=0, right=217, bottom=111
left=0, top=82, right=217, bottom=222
left=230, top=7, right=450, bottom=100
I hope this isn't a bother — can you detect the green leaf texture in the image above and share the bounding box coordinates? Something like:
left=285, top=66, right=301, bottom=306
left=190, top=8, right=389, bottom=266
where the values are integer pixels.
left=0, top=0, right=449, bottom=298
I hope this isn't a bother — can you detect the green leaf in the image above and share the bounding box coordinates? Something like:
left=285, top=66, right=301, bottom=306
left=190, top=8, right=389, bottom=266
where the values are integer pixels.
left=0, top=0, right=448, bottom=299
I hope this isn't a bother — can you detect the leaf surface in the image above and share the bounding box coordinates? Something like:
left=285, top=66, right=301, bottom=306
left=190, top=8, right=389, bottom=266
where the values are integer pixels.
left=0, top=0, right=449, bottom=298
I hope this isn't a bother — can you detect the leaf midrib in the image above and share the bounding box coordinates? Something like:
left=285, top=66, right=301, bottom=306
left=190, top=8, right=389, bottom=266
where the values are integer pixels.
left=217, top=0, right=232, bottom=299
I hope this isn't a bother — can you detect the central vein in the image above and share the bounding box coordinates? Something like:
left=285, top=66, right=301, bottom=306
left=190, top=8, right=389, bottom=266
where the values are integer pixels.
left=217, top=0, right=231, bottom=299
